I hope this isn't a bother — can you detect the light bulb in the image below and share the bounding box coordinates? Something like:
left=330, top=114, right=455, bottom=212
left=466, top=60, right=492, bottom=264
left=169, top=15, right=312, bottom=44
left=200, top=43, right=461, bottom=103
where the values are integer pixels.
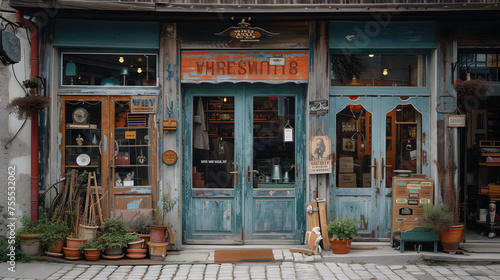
left=368, top=54, right=374, bottom=58
left=137, top=68, right=143, bottom=73
left=119, top=57, right=124, bottom=63
left=383, top=69, right=388, bottom=76
left=223, top=97, right=227, bottom=102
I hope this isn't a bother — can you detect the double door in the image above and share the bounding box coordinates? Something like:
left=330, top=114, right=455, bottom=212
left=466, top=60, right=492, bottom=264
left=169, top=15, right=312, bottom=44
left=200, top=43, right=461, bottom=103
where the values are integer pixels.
left=60, top=96, right=157, bottom=221
left=331, top=96, right=430, bottom=238
left=183, top=84, right=305, bottom=244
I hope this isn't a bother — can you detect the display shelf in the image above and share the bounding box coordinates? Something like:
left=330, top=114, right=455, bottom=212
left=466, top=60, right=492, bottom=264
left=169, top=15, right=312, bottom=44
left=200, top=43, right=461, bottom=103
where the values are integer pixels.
left=119, top=144, right=151, bottom=148
left=66, top=145, right=100, bottom=148
left=115, top=126, right=150, bottom=129
left=65, top=165, right=100, bottom=168
left=115, top=164, right=151, bottom=167
left=479, top=162, right=500, bottom=166
left=482, top=153, right=500, bottom=157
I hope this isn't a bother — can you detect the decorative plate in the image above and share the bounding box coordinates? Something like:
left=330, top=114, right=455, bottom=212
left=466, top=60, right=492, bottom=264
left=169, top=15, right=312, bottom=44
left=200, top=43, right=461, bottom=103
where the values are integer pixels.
left=76, top=154, right=91, bottom=166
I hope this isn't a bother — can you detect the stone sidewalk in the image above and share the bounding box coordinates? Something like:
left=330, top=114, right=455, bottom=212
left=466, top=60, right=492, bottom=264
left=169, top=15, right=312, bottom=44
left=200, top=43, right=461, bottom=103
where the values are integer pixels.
left=2, top=262, right=500, bottom=279
left=2, top=242, right=500, bottom=279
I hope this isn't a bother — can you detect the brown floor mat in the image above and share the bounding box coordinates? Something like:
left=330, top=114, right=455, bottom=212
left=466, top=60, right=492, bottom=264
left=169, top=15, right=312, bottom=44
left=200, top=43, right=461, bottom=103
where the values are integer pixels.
left=214, top=249, right=274, bottom=263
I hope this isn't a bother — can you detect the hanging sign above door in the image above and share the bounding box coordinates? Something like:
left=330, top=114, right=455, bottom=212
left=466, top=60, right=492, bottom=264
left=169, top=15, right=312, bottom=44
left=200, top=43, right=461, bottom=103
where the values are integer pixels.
left=309, top=100, right=329, bottom=116
left=181, top=51, right=308, bottom=84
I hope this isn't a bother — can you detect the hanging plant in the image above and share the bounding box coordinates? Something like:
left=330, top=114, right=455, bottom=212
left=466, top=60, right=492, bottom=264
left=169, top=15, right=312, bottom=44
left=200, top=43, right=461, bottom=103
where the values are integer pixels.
left=22, top=78, right=39, bottom=89
left=7, top=95, right=50, bottom=119
left=453, top=78, right=489, bottom=105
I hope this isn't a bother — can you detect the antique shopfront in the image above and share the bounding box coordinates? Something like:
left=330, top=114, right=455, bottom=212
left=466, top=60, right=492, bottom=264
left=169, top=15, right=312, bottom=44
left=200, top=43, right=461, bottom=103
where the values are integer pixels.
left=55, top=20, right=161, bottom=221
left=179, top=22, right=310, bottom=244
left=328, top=21, right=437, bottom=238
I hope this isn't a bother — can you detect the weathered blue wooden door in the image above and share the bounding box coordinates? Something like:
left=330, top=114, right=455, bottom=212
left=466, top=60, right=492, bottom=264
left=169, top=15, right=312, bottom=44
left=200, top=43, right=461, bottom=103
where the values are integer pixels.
left=183, top=84, right=305, bottom=244
left=330, top=96, right=429, bottom=238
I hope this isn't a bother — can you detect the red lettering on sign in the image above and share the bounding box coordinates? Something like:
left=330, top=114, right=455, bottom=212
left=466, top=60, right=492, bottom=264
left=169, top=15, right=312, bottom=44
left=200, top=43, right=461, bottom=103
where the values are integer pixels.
left=181, top=51, right=308, bottom=82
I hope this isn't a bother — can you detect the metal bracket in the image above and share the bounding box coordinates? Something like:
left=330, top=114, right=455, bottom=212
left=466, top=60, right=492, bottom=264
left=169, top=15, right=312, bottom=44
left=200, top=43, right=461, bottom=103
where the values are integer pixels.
left=436, top=91, right=457, bottom=114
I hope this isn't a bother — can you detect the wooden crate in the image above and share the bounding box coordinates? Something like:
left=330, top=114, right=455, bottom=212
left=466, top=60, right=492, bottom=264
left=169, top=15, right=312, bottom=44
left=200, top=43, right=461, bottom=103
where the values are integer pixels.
left=127, top=114, right=147, bottom=127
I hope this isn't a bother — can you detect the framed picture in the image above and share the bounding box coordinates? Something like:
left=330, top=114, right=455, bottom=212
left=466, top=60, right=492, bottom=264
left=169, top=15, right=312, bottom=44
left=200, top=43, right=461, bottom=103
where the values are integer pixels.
left=343, top=138, right=355, bottom=152
left=309, top=135, right=332, bottom=160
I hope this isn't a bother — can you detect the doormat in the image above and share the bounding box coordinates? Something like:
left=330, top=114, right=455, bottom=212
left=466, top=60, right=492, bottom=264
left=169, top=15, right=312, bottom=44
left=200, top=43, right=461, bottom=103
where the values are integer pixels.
left=214, top=249, right=274, bottom=263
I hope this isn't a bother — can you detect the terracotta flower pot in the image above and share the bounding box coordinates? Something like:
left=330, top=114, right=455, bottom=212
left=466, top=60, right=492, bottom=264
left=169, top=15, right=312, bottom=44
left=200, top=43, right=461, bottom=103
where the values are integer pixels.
left=150, top=226, right=167, bottom=243
left=329, top=238, right=353, bottom=254
left=440, top=224, right=464, bottom=252
left=49, top=238, right=64, bottom=253
left=137, top=233, right=150, bottom=249
left=148, top=241, right=169, bottom=260
left=127, top=248, right=148, bottom=254
left=104, top=246, right=123, bottom=256
left=66, top=237, right=87, bottom=249
left=20, top=233, right=43, bottom=256
left=63, top=247, right=82, bottom=260
left=128, top=239, right=144, bottom=250
left=79, top=224, right=99, bottom=241
left=83, top=248, right=101, bottom=261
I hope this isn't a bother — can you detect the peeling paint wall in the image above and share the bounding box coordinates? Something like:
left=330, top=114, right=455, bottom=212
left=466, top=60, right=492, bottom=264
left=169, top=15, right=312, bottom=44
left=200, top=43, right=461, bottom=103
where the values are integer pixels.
left=0, top=4, right=34, bottom=238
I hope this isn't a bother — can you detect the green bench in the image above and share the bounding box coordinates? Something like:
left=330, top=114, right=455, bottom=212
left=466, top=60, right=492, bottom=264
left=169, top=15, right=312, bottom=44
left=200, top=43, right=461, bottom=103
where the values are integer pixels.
left=394, top=227, right=440, bottom=253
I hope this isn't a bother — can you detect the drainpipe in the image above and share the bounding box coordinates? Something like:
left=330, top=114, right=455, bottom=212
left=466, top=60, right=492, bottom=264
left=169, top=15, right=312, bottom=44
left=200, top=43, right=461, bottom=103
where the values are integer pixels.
left=16, top=11, right=39, bottom=222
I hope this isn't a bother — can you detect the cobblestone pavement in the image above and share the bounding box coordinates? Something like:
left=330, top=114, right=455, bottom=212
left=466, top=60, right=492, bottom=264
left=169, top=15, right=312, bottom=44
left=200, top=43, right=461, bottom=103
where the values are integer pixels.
left=2, top=262, right=500, bottom=280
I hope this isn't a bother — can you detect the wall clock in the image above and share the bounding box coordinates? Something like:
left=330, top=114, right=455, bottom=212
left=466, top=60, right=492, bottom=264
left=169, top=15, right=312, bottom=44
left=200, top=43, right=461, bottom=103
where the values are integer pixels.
left=72, top=107, right=89, bottom=124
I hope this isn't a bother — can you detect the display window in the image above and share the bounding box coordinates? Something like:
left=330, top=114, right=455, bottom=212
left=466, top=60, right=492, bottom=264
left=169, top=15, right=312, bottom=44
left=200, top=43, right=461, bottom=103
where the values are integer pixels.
left=61, top=53, right=158, bottom=87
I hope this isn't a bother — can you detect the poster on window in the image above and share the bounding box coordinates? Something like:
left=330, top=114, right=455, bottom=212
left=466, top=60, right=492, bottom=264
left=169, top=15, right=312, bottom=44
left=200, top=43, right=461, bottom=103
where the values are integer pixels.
left=309, top=135, right=332, bottom=174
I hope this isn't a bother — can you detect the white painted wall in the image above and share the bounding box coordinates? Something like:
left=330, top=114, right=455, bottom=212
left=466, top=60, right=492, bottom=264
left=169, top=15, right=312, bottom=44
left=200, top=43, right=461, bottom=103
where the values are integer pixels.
left=0, top=5, right=34, bottom=238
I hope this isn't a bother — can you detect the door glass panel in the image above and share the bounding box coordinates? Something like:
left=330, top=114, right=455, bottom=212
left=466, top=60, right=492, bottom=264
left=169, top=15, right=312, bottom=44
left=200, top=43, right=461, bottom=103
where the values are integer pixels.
left=192, top=96, right=235, bottom=189
left=114, top=100, right=152, bottom=187
left=64, top=100, right=103, bottom=185
left=385, top=104, right=422, bottom=188
left=336, top=105, right=372, bottom=188
left=253, top=96, right=296, bottom=188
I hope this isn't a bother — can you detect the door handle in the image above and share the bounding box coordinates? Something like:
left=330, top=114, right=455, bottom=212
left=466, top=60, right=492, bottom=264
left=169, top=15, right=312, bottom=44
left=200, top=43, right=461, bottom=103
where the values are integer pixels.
left=369, top=158, right=378, bottom=183
left=381, top=158, right=392, bottom=181
left=230, top=163, right=239, bottom=186
left=248, top=166, right=258, bottom=183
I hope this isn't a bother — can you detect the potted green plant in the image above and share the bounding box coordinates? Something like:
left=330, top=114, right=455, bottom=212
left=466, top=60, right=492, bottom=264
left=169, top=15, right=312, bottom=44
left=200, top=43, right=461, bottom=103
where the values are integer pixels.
left=127, top=212, right=153, bottom=249
left=79, top=238, right=106, bottom=261
left=37, top=208, right=70, bottom=255
left=422, top=204, right=454, bottom=233
left=99, top=219, right=141, bottom=259
left=434, top=160, right=464, bottom=252
left=150, top=194, right=176, bottom=243
left=327, top=216, right=359, bottom=254
left=17, top=215, right=42, bottom=256
left=453, top=77, right=489, bottom=107
left=7, top=78, right=49, bottom=119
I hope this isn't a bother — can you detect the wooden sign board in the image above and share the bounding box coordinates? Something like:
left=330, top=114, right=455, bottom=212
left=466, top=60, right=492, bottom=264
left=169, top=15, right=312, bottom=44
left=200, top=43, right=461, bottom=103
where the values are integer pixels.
left=447, top=115, right=466, bottom=127
left=131, top=96, right=158, bottom=113
left=162, top=150, right=177, bottom=165
left=391, top=177, right=433, bottom=246
left=181, top=51, right=308, bottom=83
left=309, top=100, right=329, bottom=116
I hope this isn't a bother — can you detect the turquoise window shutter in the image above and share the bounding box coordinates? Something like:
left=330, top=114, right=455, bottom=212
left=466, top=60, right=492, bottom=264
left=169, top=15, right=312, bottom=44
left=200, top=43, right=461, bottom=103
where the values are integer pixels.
left=54, top=19, right=160, bottom=49
left=329, top=21, right=436, bottom=50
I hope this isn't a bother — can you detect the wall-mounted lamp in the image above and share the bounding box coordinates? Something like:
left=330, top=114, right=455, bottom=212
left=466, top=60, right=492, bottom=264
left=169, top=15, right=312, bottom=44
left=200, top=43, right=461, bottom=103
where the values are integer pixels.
left=137, top=68, right=143, bottom=73
left=119, top=56, right=124, bottom=63
left=383, top=69, right=388, bottom=76
left=368, top=54, right=375, bottom=58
